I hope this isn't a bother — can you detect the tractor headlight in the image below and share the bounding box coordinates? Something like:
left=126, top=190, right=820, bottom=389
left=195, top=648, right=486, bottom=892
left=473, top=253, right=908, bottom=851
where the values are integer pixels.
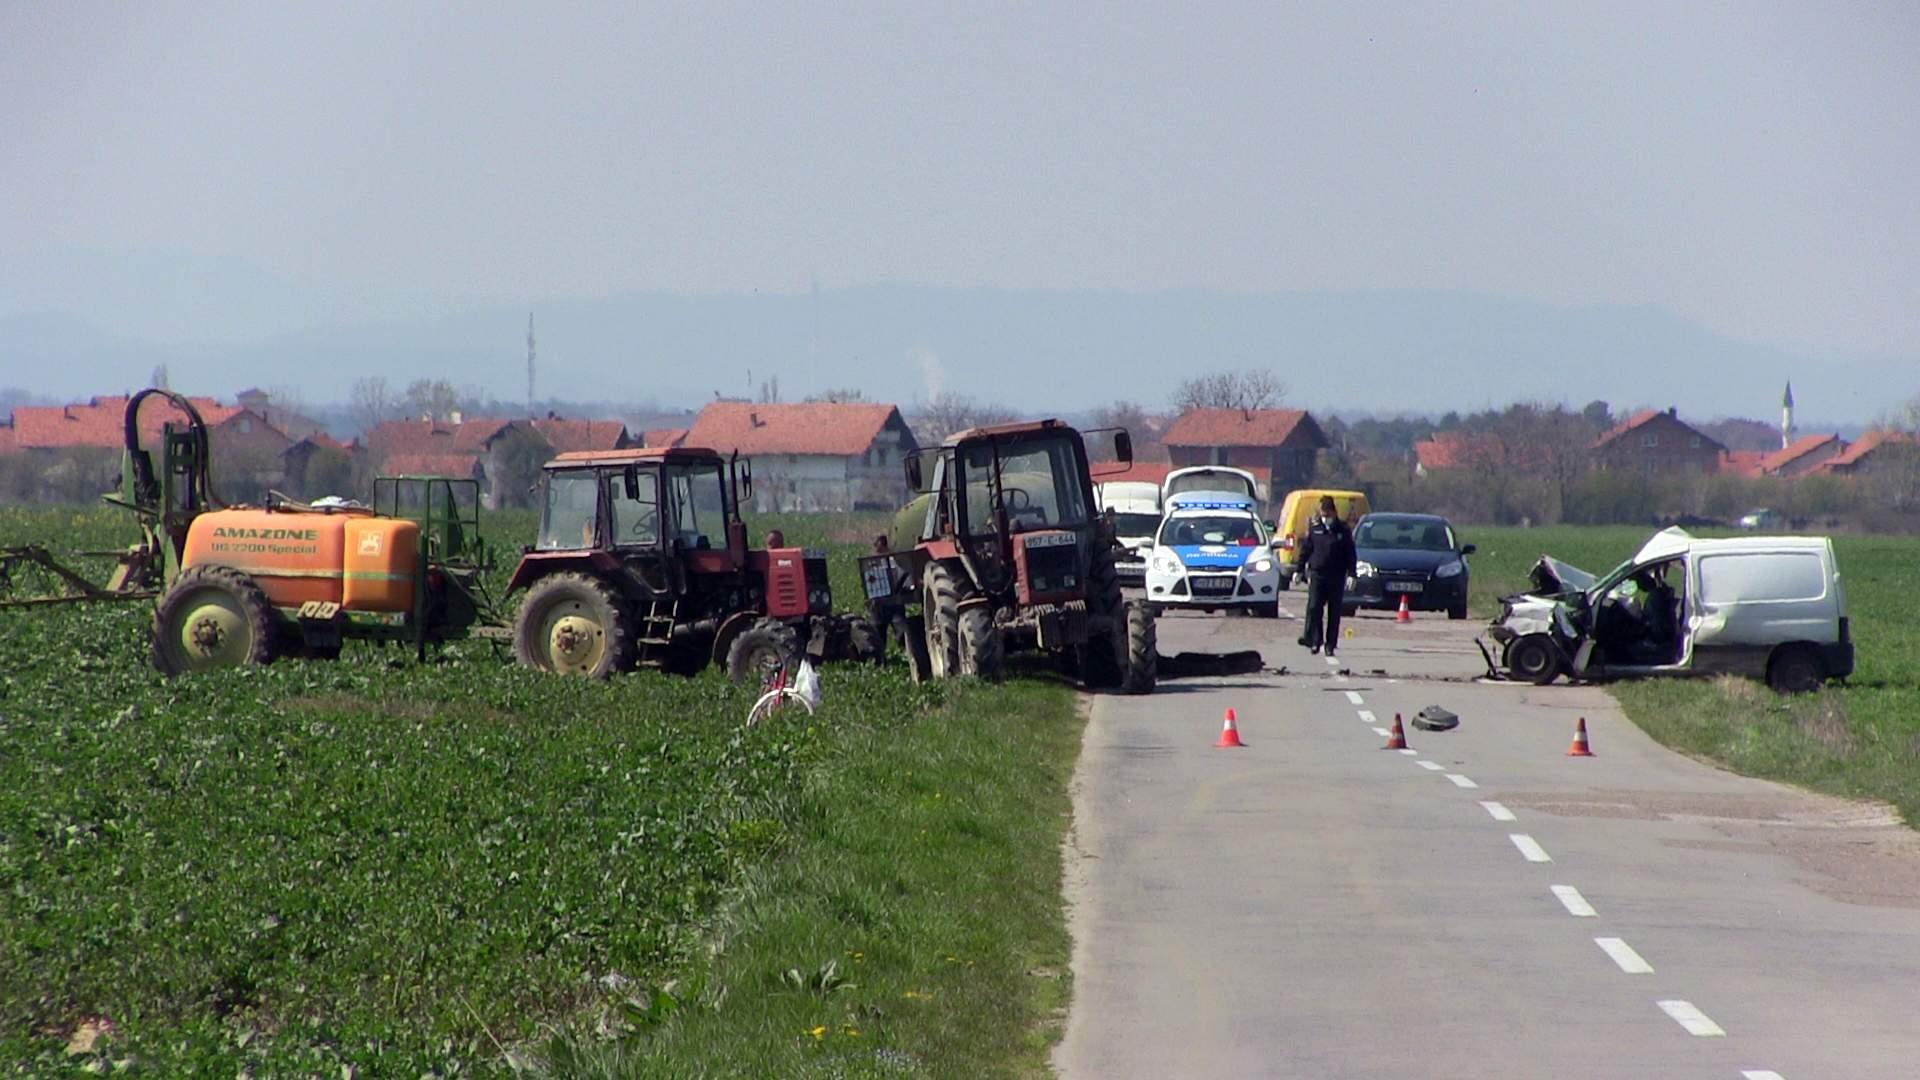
left=1355, top=560, right=1376, bottom=577
left=1435, top=560, right=1465, bottom=578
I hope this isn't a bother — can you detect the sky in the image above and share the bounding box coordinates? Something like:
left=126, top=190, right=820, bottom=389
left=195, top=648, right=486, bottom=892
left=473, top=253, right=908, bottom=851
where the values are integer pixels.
left=2, top=2, right=1917, bottom=406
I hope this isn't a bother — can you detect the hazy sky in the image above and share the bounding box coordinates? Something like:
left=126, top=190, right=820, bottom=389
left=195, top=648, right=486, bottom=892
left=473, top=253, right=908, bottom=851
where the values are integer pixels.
left=3, top=1, right=1917, bottom=357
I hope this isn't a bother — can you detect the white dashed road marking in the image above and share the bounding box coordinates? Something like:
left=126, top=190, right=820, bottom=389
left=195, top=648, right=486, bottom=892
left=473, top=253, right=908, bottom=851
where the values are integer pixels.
left=1357, top=710, right=1376, bottom=723
left=1550, top=885, right=1597, bottom=917
left=1445, top=774, right=1478, bottom=788
left=1657, top=1000, right=1726, bottom=1037
left=1344, top=691, right=1365, bottom=704
left=1741, top=1072, right=1786, bottom=1079
left=1480, top=801, right=1516, bottom=822
left=1372, top=727, right=1391, bottom=738
left=1595, top=937, right=1654, bottom=974
left=1416, top=760, right=1443, bottom=771
left=1509, top=834, right=1552, bottom=862
left=1325, top=655, right=1339, bottom=666
left=1397, top=748, right=1418, bottom=756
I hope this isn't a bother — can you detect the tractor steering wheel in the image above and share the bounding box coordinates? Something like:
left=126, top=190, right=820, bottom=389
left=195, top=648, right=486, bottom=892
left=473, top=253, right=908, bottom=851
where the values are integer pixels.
left=1004, top=487, right=1031, bottom=511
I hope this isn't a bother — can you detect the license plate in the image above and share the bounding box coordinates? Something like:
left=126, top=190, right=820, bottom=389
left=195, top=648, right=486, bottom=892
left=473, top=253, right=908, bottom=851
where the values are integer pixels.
left=1192, top=576, right=1235, bottom=593
left=1386, top=581, right=1424, bottom=593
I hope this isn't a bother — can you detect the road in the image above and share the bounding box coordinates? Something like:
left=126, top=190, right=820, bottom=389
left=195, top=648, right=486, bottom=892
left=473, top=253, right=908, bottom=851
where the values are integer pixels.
left=1054, top=604, right=1920, bottom=1080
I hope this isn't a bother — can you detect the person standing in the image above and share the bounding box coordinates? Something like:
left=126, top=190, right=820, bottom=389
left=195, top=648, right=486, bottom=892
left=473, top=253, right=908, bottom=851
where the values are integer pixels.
left=1294, top=496, right=1357, bottom=656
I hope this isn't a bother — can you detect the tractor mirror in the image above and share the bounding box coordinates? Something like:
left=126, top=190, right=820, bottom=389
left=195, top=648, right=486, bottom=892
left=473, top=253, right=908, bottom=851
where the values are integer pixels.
left=1112, top=430, right=1133, bottom=464
left=904, top=454, right=924, bottom=492
left=623, top=466, right=640, bottom=501
left=740, top=457, right=754, bottom=500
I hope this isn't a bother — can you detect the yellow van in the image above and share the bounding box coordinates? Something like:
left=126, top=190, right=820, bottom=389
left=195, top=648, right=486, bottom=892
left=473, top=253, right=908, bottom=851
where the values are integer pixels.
left=1272, top=488, right=1371, bottom=588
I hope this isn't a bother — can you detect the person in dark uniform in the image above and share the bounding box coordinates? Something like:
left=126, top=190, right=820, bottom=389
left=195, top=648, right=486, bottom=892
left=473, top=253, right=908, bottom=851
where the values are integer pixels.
left=1294, top=496, right=1357, bottom=656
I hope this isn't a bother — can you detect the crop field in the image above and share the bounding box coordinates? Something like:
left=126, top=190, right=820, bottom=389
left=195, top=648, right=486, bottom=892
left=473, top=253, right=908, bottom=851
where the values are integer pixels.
left=1460, top=524, right=1920, bottom=826
left=0, top=506, right=1075, bottom=1077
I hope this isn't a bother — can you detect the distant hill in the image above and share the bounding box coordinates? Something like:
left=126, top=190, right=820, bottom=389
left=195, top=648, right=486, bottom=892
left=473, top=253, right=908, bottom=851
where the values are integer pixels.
left=2, top=285, right=1909, bottom=425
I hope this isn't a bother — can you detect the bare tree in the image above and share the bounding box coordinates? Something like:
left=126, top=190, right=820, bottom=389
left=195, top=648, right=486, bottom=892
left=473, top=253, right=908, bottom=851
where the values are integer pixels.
left=401, top=379, right=461, bottom=422
left=1091, top=399, right=1163, bottom=461
left=805, top=388, right=868, bottom=403
left=911, top=393, right=1016, bottom=444
left=349, top=377, right=398, bottom=435
left=1174, top=369, right=1287, bottom=412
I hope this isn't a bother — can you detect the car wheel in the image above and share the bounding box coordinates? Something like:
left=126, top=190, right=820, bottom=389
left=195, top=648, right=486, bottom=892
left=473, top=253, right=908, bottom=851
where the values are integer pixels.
left=1448, top=603, right=1469, bottom=620
left=1766, top=645, right=1823, bottom=694
left=1507, top=634, right=1561, bottom=685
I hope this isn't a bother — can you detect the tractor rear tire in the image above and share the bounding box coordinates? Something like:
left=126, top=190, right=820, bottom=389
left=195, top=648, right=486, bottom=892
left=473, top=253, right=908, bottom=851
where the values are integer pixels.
left=1080, top=547, right=1127, bottom=688
left=726, top=618, right=801, bottom=685
left=512, top=572, right=635, bottom=678
left=923, top=562, right=964, bottom=680
left=1120, top=601, right=1158, bottom=695
left=152, top=565, right=279, bottom=676
left=848, top=616, right=885, bottom=664
left=958, top=604, right=1003, bottom=680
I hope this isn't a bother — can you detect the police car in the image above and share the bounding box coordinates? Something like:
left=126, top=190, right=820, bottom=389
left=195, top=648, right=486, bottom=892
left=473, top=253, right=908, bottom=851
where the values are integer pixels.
left=1143, top=491, right=1282, bottom=616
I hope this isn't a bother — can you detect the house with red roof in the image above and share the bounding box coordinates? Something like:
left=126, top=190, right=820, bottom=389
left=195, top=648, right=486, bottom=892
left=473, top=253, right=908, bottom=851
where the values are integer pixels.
left=366, top=414, right=631, bottom=509
left=1719, top=450, right=1769, bottom=477
left=2, top=394, right=293, bottom=501
left=280, top=433, right=365, bottom=499
left=641, top=427, right=689, bottom=449
left=1591, top=408, right=1725, bottom=474
left=682, top=401, right=917, bottom=511
left=1411, top=431, right=1507, bottom=477
left=1820, top=431, right=1915, bottom=476
left=1161, top=408, right=1330, bottom=501
left=1756, top=433, right=1848, bottom=478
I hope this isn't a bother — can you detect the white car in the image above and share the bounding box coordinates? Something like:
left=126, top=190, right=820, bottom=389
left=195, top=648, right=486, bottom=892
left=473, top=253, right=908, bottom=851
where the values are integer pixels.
left=1096, top=480, right=1163, bottom=587
left=1143, top=492, right=1281, bottom=616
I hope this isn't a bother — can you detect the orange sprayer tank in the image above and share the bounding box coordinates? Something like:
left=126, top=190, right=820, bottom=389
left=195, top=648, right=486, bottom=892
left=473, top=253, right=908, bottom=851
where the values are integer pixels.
left=183, top=509, right=348, bottom=607
left=342, top=517, right=418, bottom=612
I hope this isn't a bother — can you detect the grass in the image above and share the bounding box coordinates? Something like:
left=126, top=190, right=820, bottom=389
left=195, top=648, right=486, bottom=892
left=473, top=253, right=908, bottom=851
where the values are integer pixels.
left=0, top=506, right=1078, bottom=1076
left=1458, top=524, right=1920, bottom=826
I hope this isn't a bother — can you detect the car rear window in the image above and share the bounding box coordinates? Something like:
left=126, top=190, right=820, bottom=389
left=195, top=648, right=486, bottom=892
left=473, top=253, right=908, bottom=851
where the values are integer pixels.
left=1698, top=551, right=1826, bottom=604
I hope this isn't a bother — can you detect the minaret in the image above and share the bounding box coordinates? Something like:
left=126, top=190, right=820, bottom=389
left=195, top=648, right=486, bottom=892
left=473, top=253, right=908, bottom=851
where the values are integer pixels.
left=526, top=313, right=537, bottom=416
left=1780, top=381, right=1795, bottom=449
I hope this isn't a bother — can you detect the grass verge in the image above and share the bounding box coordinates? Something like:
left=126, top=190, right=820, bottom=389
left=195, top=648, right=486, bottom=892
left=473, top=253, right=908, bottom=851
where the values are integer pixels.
left=527, top=678, right=1083, bottom=1080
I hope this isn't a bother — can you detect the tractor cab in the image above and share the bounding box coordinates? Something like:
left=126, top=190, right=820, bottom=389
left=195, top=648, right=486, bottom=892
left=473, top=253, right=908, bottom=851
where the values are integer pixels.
left=507, top=446, right=869, bottom=680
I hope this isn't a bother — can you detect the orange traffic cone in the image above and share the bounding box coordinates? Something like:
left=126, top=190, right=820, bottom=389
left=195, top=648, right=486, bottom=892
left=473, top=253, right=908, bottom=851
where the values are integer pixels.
left=1395, top=594, right=1413, bottom=623
left=1566, top=717, right=1594, bottom=757
left=1215, top=708, right=1246, bottom=748
left=1382, top=713, right=1409, bottom=750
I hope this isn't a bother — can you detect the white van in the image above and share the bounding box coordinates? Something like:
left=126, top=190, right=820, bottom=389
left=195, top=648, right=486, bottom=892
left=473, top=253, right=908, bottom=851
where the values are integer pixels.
left=1488, top=527, right=1853, bottom=693
left=1162, top=465, right=1260, bottom=506
left=1096, top=480, right=1163, bottom=586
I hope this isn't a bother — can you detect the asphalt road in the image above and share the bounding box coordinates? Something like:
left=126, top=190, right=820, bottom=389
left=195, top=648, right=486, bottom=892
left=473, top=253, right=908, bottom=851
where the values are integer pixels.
left=1053, top=604, right=1920, bottom=1080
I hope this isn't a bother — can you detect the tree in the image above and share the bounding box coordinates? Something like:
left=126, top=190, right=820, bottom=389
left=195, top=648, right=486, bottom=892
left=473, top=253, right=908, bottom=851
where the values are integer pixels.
left=911, top=393, right=1015, bottom=445
left=1173, top=369, right=1286, bottom=412
left=1580, top=400, right=1612, bottom=432
left=350, top=377, right=398, bottom=434
left=401, top=379, right=460, bottom=422
left=805, top=388, right=868, bottom=403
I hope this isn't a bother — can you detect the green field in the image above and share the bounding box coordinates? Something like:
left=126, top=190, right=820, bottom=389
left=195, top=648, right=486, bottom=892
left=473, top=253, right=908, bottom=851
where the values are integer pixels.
left=0, top=506, right=1074, bottom=1077
left=1459, top=524, right=1920, bottom=826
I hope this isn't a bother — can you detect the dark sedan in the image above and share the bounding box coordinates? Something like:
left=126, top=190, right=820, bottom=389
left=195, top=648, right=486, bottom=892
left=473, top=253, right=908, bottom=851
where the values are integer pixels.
left=1342, top=513, right=1475, bottom=620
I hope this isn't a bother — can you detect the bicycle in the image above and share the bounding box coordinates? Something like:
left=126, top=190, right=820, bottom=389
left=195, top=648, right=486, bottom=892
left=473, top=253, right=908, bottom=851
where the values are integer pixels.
left=746, top=656, right=816, bottom=726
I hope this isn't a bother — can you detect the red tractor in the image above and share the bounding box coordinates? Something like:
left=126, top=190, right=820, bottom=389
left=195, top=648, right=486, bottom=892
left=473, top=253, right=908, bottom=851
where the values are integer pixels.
left=504, top=446, right=876, bottom=681
left=861, top=419, right=1156, bottom=693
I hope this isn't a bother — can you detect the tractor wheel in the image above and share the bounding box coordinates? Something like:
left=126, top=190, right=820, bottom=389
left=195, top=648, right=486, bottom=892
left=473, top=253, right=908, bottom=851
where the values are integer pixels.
left=848, top=616, right=885, bottom=664
left=1120, top=601, right=1158, bottom=695
left=1079, top=547, right=1127, bottom=688
left=958, top=604, right=1003, bottom=680
left=922, top=562, right=964, bottom=680
left=512, top=572, right=635, bottom=678
left=726, top=618, right=801, bottom=685
left=151, top=565, right=279, bottom=676
left=1506, top=634, right=1561, bottom=686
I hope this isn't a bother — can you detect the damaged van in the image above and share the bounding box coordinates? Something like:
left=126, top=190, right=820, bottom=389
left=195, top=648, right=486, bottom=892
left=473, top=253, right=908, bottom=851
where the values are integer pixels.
left=1486, top=528, right=1853, bottom=693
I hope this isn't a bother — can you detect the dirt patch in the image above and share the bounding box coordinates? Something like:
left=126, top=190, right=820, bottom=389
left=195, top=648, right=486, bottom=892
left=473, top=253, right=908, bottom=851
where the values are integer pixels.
left=1508, top=786, right=1920, bottom=909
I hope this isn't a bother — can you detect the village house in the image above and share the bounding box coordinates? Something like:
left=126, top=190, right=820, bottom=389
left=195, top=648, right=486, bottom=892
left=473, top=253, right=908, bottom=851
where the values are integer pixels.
left=1756, top=433, right=1849, bottom=478
left=1590, top=408, right=1726, bottom=473
left=280, top=432, right=364, bottom=499
left=1161, top=408, right=1331, bottom=501
left=681, top=401, right=918, bottom=512
left=1411, top=431, right=1507, bottom=478
left=0, top=394, right=292, bottom=501
left=365, top=415, right=630, bottom=509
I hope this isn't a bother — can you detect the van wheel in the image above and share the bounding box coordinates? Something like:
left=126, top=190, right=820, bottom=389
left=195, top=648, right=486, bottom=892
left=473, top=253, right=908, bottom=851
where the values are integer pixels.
left=1766, top=646, right=1823, bottom=694
left=1507, top=635, right=1561, bottom=685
